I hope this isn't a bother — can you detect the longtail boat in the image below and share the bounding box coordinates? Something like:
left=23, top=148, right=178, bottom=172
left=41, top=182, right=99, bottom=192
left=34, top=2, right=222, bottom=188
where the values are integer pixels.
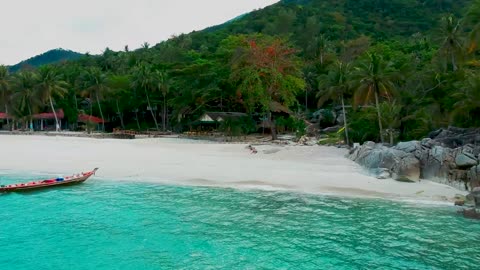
left=0, top=168, right=98, bottom=192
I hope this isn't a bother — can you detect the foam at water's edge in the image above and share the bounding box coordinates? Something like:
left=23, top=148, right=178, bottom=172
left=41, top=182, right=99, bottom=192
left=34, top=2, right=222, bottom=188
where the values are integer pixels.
left=89, top=175, right=457, bottom=207
left=0, top=168, right=461, bottom=207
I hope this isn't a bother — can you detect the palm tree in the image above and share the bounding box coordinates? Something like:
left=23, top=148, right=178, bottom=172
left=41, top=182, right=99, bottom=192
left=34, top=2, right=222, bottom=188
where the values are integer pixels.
left=36, top=66, right=68, bottom=131
left=438, top=15, right=464, bottom=71
left=314, top=34, right=333, bottom=67
left=452, top=73, right=480, bottom=125
left=108, top=74, right=131, bottom=130
left=132, top=64, right=160, bottom=131
left=466, top=0, right=480, bottom=52
left=317, top=61, right=352, bottom=145
left=11, top=71, right=40, bottom=129
left=79, top=67, right=109, bottom=131
left=353, top=53, right=397, bottom=143
left=379, top=100, right=402, bottom=145
left=155, top=70, right=171, bottom=131
left=0, top=65, right=11, bottom=126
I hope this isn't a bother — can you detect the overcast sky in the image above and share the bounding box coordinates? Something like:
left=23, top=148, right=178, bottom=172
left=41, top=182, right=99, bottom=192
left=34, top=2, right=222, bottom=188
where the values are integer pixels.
left=0, top=0, right=279, bottom=65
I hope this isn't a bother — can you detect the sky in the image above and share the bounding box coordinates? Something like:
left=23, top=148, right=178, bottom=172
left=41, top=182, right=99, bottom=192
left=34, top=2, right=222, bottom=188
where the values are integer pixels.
left=0, top=0, right=279, bottom=65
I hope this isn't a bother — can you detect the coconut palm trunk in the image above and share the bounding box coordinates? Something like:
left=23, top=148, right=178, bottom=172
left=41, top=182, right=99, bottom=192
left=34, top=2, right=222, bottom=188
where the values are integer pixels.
left=144, top=86, right=159, bottom=131
left=5, top=104, right=9, bottom=126
left=95, top=92, right=105, bottom=131
left=451, top=52, right=457, bottom=71
left=49, top=96, right=60, bottom=131
left=162, top=94, right=167, bottom=132
left=268, top=111, right=278, bottom=140
left=374, top=90, right=384, bottom=143
left=135, top=110, right=141, bottom=130
left=341, top=95, right=350, bottom=145
left=116, top=99, right=125, bottom=130
left=28, top=104, right=33, bottom=131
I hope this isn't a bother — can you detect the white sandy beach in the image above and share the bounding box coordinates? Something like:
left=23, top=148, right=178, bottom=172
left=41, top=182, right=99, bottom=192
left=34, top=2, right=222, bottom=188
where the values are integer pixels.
left=0, top=135, right=465, bottom=202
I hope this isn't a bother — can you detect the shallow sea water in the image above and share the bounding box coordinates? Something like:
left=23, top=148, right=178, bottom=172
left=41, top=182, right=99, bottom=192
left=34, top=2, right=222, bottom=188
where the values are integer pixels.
left=0, top=173, right=479, bottom=270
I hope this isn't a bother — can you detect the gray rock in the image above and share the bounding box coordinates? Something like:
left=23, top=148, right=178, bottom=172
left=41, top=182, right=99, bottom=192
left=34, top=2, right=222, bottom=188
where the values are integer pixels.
left=394, top=141, right=420, bottom=153
left=455, top=153, right=478, bottom=168
left=348, top=136, right=479, bottom=190
left=372, top=168, right=391, bottom=179
left=431, top=146, right=449, bottom=163
left=322, top=126, right=341, bottom=133
left=470, top=187, right=480, bottom=207
left=349, top=142, right=420, bottom=182
left=336, top=113, right=345, bottom=125
left=421, top=138, right=436, bottom=149
left=429, top=127, right=480, bottom=148
left=392, top=155, right=421, bottom=182
left=468, top=165, right=480, bottom=189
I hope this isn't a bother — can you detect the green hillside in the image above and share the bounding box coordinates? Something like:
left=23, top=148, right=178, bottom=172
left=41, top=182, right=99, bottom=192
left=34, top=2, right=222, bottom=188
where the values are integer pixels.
left=9, top=49, right=83, bottom=72
left=189, top=0, right=471, bottom=52
left=1, top=0, right=479, bottom=143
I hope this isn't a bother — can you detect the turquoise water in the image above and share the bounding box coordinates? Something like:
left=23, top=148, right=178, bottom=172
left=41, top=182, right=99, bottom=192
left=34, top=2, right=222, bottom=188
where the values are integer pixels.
left=0, top=173, right=479, bottom=270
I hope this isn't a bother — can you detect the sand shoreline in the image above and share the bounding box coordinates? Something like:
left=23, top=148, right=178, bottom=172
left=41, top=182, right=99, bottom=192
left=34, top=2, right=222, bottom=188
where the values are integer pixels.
left=0, top=135, right=465, bottom=202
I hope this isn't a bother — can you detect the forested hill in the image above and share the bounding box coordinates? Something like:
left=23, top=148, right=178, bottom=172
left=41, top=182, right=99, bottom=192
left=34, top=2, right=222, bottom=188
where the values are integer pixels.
left=9, top=49, right=83, bottom=72
left=1, top=0, right=479, bottom=144
left=188, top=0, right=471, bottom=52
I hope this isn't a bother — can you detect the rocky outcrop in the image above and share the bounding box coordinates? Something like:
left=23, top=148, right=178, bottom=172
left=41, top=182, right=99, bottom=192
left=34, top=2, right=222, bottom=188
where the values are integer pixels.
left=472, top=187, right=480, bottom=207
left=468, top=165, right=480, bottom=188
left=348, top=128, right=480, bottom=190
left=429, top=127, right=480, bottom=148
left=348, top=142, right=421, bottom=182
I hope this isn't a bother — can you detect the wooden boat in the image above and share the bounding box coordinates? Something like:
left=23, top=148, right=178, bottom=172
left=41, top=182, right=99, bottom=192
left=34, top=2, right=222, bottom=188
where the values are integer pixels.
left=0, top=168, right=98, bottom=192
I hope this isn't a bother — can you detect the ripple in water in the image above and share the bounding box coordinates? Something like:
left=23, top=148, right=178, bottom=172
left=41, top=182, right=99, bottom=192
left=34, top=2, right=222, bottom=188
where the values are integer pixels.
left=0, top=174, right=479, bottom=270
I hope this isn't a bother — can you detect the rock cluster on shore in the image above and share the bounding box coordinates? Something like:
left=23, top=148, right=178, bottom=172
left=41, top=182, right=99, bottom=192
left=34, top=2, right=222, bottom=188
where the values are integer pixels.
left=347, top=127, right=480, bottom=207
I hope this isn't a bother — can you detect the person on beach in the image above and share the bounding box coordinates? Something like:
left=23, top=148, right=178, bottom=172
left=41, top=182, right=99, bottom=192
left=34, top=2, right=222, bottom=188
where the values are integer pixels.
left=247, top=145, right=258, bottom=154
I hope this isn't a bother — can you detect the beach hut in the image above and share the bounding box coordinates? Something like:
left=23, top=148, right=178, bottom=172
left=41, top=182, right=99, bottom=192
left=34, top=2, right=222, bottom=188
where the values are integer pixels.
left=0, top=112, right=12, bottom=130
left=0, top=110, right=65, bottom=131
left=195, top=112, right=248, bottom=132
left=33, top=110, right=65, bottom=131
left=77, top=114, right=106, bottom=131
left=198, top=112, right=248, bottom=123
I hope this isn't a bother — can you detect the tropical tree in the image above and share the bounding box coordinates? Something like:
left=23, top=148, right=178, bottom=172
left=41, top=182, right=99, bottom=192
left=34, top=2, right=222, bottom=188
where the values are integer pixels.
left=379, top=100, right=402, bottom=145
left=228, top=35, right=306, bottom=140
left=63, top=65, right=83, bottom=112
left=132, top=64, right=160, bottom=131
left=353, top=52, right=397, bottom=143
left=108, top=74, right=131, bottom=130
left=466, top=0, right=480, bottom=52
left=155, top=70, right=171, bottom=131
left=79, top=67, right=109, bottom=131
left=36, top=66, right=68, bottom=131
left=313, top=34, right=333, bottom=67
left=317, top=61, right=352, bottom=145
left=437, top=15, right=464, bottom=71
left=11, top=71, right=39, bottom=129
left=0, top=65, right=11, bottom=126
left=452, top=73, right=480, bottom=126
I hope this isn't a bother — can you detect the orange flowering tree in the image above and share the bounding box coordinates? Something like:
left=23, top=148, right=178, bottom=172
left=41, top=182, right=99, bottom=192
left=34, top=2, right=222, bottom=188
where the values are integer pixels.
left=225, top=34, right=305, bottom=140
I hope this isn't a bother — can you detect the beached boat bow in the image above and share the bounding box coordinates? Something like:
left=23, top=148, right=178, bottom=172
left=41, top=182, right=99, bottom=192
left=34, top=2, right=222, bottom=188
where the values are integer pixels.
left=0, top=168, right=99, bottom=192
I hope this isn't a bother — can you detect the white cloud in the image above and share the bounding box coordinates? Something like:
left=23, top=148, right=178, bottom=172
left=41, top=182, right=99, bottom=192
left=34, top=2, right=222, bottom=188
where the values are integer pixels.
left=0, top=0, right=279, bottom=65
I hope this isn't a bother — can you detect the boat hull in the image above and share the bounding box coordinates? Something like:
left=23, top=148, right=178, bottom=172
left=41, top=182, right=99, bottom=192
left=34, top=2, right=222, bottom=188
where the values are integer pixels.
left=0, top=168, right=98, bottom=193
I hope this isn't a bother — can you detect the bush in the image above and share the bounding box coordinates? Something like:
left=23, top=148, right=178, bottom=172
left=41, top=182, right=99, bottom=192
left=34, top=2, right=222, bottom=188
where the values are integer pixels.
left=275, top=116, right=306, bottom=137
left=348, top=108, right=379, bottom=143
left=219, top=116, right=256, bottom=138
left=318, top=109, right=336, bottom=128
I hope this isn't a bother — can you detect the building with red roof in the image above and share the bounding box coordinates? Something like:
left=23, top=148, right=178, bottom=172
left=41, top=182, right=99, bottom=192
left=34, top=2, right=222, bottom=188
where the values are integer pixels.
left=0, top=110, right=106, bottom=131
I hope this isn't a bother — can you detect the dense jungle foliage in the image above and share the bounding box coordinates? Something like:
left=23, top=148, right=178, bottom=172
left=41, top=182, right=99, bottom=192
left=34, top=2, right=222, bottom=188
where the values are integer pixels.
left=1, top=0, right=479, bottom=143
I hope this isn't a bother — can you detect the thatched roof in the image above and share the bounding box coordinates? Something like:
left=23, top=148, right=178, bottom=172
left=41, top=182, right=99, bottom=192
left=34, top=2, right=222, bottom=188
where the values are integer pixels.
left=0, top=110, right=65, bottom=120
left=199, top=112, right=247, bottom=122
left=269, top=101, right=292, bottom=114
